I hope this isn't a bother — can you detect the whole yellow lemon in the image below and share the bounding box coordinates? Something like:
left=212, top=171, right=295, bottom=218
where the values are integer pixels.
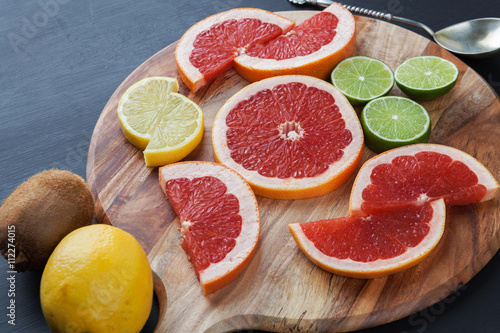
left=40, top=224, right=153, bottom=333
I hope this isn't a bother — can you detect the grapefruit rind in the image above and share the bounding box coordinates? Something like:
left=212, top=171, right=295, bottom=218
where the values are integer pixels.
left=349, top=144, right=500, bottom=215
left=234, top=3, right=356, bottom=83
left=175, top=8, right=295, bottom=92
left=288, top=199, right=446, bottom=279
left=212, top=75, right=364, bottom=200
left=159, top=161, right=260, bottom=295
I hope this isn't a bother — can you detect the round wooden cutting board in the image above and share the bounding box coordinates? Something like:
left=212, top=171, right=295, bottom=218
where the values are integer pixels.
left=86, top=11, right=500, bottom=333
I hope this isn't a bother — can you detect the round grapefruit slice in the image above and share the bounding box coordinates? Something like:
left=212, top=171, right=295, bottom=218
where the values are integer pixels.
left=350, top=144, right=500, bottom=215
left=175, top=4, right=355, bottom=92
left=289, top=143, right=499, bottom=278
left=289, top=199, right=446, bottom=278
left=235, top=3, right=356, bottom=83
left=159, top=161, right=260, bottom=295
left=212, top=75, right=364, bottom=200
left=175, top=8, right=295, bottom=92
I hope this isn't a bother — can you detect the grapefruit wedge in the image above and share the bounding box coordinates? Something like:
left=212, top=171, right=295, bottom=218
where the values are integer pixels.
left=159, top=161, right=260, bottom=294
left=290, top=144, right=499, bottom=278
left=350, top=144, right=500, bottom=215
left=289, top=199, right=446, bottom=278
left=212, top=75, right=364, bottom=199
left=235, top=3, right=356, bottom=83
left=175, top=4, right=355, bottom=92
left=175, top=8, right=295, bottom=92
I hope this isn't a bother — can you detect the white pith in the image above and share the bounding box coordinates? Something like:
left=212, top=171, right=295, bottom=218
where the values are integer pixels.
left=159, top=162, right=260, bottom=285
left=212, top=75, right=364, bottom=193
left=278, top=121, right=304, bottom=141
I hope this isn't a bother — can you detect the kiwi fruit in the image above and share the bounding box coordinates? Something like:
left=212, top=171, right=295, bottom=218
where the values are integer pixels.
left=0, top=169, right=95, bottom=271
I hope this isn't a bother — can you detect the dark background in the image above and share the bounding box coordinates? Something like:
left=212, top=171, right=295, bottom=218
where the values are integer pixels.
left=1, top=0, right=499, bottom=332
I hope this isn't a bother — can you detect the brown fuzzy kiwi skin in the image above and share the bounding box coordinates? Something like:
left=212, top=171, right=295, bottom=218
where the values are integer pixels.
left=0, top=169, right=95, bottom=271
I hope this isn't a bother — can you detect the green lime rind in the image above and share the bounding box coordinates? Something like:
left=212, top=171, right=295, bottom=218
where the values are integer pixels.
left=331, top=56, right=394, bottom=106
left=361, top=96, right=431, bottom=153
left=394, top=56, right=459, bottom=100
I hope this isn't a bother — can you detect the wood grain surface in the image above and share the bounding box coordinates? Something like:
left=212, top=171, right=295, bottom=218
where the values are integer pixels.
left=86, top=11, right=500, bottom=333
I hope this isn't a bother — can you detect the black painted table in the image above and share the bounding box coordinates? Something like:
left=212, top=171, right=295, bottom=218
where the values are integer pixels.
left=1, top=1, right=499, bottom=332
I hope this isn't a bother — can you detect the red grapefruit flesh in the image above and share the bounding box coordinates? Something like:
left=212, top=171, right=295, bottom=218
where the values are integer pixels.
left=290, top=144, right=498, bottom=278
left=176, top=4, right=355, bottom=92
left=289, top=199, right=446, bottom=278
left=350, top=144, right=500, bottom=215
left=159, top=161, right=260, bottom=294
left=175, top=8, right=295, bottom=92
left=212, top=75, right=364, bottom=199
left=235, top=3, right=356, bottom=82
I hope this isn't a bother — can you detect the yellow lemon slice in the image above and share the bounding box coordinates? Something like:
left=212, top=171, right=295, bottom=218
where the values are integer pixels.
left=118, top=77, right=204, bottom=167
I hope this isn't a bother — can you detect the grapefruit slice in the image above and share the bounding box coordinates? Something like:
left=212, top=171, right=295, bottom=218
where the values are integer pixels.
left=289, top=199, right=446, bottom=278
left=175, top=8, right=295, bottom=92
left=212, top=75, right=364, bottom=200
left=235, top=3, right=356, bottom=83
left=350, top=144, right=500, bottom=215
left=175, top=4, right=355, bottom=92
left=290, top=144, right=499, bottom=278
left=159, top=161, right=260, bottom=294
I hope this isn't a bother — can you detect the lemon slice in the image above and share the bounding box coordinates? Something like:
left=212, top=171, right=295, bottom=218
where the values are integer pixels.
left=118, top=77, right=204, bottom=167
left=144, top=93, right=204, bottom=166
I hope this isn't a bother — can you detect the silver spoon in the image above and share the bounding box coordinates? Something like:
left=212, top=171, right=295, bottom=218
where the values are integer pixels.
left=288, top=0, right=500, bottom=58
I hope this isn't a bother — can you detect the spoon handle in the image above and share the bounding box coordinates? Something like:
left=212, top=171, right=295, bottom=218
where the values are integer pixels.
left=335, top=2, right=435, bottom=37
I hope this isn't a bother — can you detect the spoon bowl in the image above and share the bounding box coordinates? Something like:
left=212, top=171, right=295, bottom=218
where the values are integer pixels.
left=433, top=18, right=500, bottom=58
left=298, top=0, right=500, bottom=58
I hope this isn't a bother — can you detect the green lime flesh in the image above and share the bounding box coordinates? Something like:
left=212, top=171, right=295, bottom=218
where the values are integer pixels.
left=331, top=56, right=394, bottom=106
left=394, top=56, right=459, bottom=100
left=361, top=96, right=431, bottom=153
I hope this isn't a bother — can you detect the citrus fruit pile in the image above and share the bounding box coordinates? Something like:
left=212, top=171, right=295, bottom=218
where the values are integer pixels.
left=212, top=75, right=364, bottom=199
left=290, top=144, right=499, bottom=278
left=159, top=161, right=260, bottom=294
left=157, top=74, right=365, bottom=292
left=331, top=54, right=459, bottom=153
left=117, top=77, right=204, bottom=167
left=176, top=3, right=355, bottom=92
left=41, top=224, right=153, bottom=332
left=112, top=3, right=494, bottom=296
left=332, top=55, right=459, bottom=104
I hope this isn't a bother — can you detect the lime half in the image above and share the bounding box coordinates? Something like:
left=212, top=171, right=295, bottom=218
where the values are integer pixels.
left=331, top=56, right=394, bottom=106
left=361, top=96, right=431, bottom=153
left=395, top=56, right=459, bottom=100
